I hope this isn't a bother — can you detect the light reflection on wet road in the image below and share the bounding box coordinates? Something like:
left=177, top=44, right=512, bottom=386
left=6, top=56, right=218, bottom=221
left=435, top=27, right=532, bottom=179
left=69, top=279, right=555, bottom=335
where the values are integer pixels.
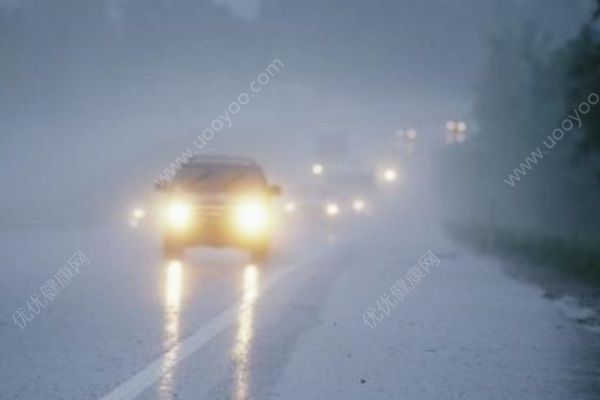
left=158, top=260, right=183, bottom=400
left=233, top=264, right=259, bottom=400
left=154, top=257, right=262, bottom=400
left=1, top=218, right=599, bottom=400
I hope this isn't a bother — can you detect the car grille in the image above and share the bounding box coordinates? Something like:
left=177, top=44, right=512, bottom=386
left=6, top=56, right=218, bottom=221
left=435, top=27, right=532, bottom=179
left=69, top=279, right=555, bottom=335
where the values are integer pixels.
left=199, top=206, right=226, bottom=218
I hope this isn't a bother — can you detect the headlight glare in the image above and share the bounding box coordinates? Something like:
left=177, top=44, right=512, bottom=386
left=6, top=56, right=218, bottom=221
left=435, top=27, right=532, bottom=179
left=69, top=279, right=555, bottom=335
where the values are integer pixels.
left=235, top=198, right=269, bottom=236
left=166, top=201, right=192, bottom=230
left=325, top=202, right=340, bottom=217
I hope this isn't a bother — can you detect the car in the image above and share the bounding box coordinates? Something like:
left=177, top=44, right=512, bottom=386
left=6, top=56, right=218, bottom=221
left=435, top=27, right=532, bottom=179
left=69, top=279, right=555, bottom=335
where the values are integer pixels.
left=154, top=155, right=281, bottom=262
left=310, top=164, right=376, bottom=219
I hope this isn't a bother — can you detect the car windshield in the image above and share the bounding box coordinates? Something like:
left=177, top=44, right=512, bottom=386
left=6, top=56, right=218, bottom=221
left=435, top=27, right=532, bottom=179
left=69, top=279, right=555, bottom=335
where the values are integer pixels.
left=170, top=164, right=266, bottom=193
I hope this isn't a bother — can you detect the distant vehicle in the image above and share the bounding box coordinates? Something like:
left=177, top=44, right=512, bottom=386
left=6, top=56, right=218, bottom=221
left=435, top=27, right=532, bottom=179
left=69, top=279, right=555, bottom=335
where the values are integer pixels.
left=155, top=156, right=281, bottom=262
left=298, top=162, right=376, bottom=222
left=318, top=167, right=375, bottom=217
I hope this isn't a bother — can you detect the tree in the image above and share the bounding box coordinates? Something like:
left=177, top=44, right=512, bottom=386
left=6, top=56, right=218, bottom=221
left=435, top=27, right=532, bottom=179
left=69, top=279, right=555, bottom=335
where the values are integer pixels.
left=564, top=4, right=600, bottom=163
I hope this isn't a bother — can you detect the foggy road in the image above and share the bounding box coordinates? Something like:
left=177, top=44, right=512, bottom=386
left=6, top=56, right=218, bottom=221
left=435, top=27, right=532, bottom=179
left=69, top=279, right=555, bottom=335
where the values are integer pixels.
left=1, top=206, right=599, bottom=400
left=4, top=1, right=600, bottom=399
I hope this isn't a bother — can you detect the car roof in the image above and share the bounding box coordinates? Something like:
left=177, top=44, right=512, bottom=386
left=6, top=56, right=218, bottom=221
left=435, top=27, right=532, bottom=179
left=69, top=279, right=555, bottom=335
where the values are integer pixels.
left=182, top=155, right=259, bottom=168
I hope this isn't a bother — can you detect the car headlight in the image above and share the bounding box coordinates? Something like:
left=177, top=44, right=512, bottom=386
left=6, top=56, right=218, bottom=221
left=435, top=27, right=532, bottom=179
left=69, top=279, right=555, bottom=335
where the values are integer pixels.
left=235, top=198, right=270, bottom=236
left=311, top=163, right=324, bottom=176
left=283, top=201, right=297, bottom=213
left=132, top=207, right=146, bottom=220
left=325, top=202, right=340, bottom=217
left=383, top=168, right=397, bottom=182
left=352, top=199, right=365, bottom=212
left=166, top=200, right=192, bottom=230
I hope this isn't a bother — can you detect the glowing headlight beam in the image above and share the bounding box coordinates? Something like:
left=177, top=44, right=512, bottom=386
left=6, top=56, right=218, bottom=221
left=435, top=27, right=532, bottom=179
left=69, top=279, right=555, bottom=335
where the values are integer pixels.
left=132, top=207, right=147, bottom=219
left=283, top=202, right=296, bottom=213
left=352, top=199, right=365, bottom=212
left=166, top=201, right=192, bottom=230
left=235, top=198, right=269, bottom=236
left=311, top=163, right=324, bottom=176
left=383, top=169, right=397, bottom=182
left=325, top=203, right=340, bottom=217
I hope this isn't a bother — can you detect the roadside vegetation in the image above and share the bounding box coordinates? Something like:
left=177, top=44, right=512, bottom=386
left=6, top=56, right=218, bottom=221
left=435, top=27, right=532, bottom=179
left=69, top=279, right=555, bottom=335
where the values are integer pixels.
left=446, top=223, right=600, bottom=287
left=441, top=2, right=600, bottom=288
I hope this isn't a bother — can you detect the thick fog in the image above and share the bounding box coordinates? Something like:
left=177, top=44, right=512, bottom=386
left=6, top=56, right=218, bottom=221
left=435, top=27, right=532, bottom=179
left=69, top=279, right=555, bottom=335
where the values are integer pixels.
left=0, top=0, right=593, bottom=229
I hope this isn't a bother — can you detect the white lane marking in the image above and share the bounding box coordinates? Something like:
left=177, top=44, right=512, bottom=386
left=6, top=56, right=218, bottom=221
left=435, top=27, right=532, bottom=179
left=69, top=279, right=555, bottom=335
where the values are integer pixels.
left=99, top=263, right=299, bottom=400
